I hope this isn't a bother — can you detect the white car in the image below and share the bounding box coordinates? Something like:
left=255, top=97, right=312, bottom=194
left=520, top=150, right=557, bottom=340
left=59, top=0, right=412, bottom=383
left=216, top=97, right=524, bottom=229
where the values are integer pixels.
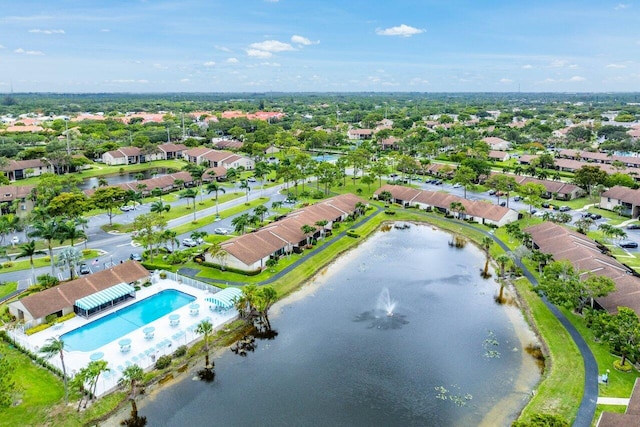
left=214, top=228, right=230, bottom=235
left=10, top=236, right=19, bottom=245
left=452, top=183, right=461, bottom=188
left=182, top=238, right=198, bottom=247
left=120, top=205, right=134, bottom=212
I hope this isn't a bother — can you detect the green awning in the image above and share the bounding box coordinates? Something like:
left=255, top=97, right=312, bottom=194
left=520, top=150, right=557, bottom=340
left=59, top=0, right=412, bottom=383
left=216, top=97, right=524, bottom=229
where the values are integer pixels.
left=205, top=287, right=242, bottom=309
left=75, top=283, right=135, bottom=311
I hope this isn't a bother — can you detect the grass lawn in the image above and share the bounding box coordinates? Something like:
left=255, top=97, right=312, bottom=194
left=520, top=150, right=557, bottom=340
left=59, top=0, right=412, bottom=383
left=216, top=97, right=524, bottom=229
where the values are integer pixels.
left=1, top=340, right=64, bottom=426
left=0, top=281, right=17, bottom=299
left=0, top=249, right=100, bottom=274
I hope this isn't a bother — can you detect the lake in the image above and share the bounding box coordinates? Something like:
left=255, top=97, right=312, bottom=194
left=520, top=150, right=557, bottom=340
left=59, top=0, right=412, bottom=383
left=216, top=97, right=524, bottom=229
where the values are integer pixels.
left=138, top=224, right=541, bottom=426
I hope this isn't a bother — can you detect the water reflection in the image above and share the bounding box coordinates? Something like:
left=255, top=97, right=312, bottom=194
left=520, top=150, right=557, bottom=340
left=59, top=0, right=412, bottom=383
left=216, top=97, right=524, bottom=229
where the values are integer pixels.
left=139, top=225, right=541, bottom=427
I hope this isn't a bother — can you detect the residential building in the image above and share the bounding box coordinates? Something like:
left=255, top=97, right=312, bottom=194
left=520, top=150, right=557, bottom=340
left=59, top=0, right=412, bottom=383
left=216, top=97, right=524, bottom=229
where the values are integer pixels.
left=2, top=159, right=53, bottom=181
left=600, top=186, right=640, bottom=218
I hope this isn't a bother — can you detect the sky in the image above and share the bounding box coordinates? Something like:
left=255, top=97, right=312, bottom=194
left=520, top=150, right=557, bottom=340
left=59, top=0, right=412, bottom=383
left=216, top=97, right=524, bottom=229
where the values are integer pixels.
left=2, top=0, right=640, bottom=93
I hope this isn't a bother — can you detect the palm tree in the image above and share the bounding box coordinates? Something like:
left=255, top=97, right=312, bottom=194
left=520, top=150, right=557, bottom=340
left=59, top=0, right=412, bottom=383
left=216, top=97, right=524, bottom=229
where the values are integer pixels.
left=59, top=219, right=87, bottom=247
left=315, top=220, right=329, bottom=238
left=57, top=247, right=82, bottom=279
left=151, top=187, right=163, bottom=201
left=253, top=205, right=268, bottom=223
left=161, top=230, right=179, bottom=251
left=206, top=182, right=226, bottom=216
left=195, top=319, right=214, bottom=368
left=239, top=179, right=251, bottom=203
left=254, top=286, right=278, bottom=331
left=495, top=253, right=512, bottom=302
left=40, top=337, right=69, bottom=404
left=301, top=224, right=316, bottom=247
left=231, top=213, right=250, bottom=235
left=118, top=364, right=145, bottom=425
left=183, top=163, right=207, bottom=203
left=150, top=200, right=171, bottom=215
left=449, top=201, right=465, bottom=219
left=15, top=241, right=46, bottom=285
left=481, top=236, right=494, bottom=278
left=180, top=188, right=198, bottom=222
left=28, top=218, right=62, bottom=275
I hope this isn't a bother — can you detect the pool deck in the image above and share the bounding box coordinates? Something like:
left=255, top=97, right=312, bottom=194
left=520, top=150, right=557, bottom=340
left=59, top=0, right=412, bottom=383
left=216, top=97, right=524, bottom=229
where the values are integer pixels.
left=11, top=279, right=239, bottom=397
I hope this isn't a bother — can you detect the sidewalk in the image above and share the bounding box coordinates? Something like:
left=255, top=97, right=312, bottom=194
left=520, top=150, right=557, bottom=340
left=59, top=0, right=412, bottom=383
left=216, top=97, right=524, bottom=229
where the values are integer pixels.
left=597, top=397, right=630, bottom=405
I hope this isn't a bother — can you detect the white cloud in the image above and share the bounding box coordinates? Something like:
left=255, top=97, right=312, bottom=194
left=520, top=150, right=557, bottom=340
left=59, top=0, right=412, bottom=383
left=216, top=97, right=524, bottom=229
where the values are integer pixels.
left=0, top=44, right=5, bottom=49
left=249, top=40, right=294, bottom=52
left=606, top=63, right=627, bottom=69
left=14, top=48, right=44, bottom=55
left=180, top=78, right=190, bottom=83
left=375, top=24, right=424, bottom=37
left=227, top=58, right=239, bottom=64
left=215, top=45, right=232, bottom=52
left=203, top=61, right=216, bottom=67
left=522, top=64, right=533, bottom=69
left=500, top=78, right=513, bottom=83
left=100, top=29, right=110, bottom=33
left=291, top=35, right=319, bottom=46
left=153, top=63, right=168, bottom=70
left=246, top=49, right=272, bottom=58
left=409, top=78, right=429, bottom=85
left=109, top=79, right=148, bottom=84
left=615, top=3, right=630, bottom=10
left=260, top=62, right=281, bottom=67
left=549, top=59, right=569, bottom=68
left=28, top=29, right=64, bottom=34
left=569, top=76, right=586, bottom=82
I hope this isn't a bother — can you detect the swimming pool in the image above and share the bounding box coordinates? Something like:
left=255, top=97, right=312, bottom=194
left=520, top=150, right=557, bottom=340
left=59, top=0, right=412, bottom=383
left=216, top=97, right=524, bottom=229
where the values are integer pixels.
left=62, top=289, right=195, bottom=352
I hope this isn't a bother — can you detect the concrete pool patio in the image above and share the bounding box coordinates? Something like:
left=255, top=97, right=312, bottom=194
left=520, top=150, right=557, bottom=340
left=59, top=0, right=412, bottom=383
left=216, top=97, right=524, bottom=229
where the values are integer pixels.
left=8, top=275, right=240, bottom=397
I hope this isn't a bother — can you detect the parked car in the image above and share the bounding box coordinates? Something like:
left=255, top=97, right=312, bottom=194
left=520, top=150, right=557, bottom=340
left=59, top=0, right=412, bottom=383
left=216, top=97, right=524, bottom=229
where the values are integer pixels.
left=542, top=202, right=551, bottom=208
left=627, top=224, right=640, bottom=230
left=488, top=189, right=497, bottom=195
left=182, top=238, right=198, bottom=247
left=120, top=205, right=134, bottom=212
left=159, top=246, right=173, bottom=254
left=499, top=202, right=506, bottom=207
left=452, top=183, right=461, bottom=188
left=513, top=196, right=522, bottom=202
left=247, top=177, right=257, bottom=182
left=130, top=253, right=143, bottom=261
left=619, top=241, right=639, bottom=249
left=79, top=263, right=91, bottom=275
left=10, top=236, right=19, bottom=245
left=587, top=213, right=602, bottom=220
left=559, top=206, right=571, bottom=212
left=214, top=228, right=230, bottom=235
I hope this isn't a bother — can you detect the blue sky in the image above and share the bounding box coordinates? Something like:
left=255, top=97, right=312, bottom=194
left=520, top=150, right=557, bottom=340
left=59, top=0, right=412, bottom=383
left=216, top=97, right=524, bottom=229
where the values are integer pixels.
left=2, top=0, right=640, bottom=93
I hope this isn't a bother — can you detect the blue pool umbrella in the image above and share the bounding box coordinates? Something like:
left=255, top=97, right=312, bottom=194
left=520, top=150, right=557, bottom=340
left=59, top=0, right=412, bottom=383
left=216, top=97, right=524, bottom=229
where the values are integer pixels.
left=90, top=351, right=104, bottom=361
left=118, top=338, right=132, bottom=346
left=169, top=314, right=180, bottom=321
left=143, top=326, right=155, bottom=334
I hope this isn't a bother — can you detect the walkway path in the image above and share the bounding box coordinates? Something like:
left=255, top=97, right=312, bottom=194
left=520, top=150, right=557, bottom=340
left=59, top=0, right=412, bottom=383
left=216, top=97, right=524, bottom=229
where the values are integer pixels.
left=597, top=397, right=629, bottom=405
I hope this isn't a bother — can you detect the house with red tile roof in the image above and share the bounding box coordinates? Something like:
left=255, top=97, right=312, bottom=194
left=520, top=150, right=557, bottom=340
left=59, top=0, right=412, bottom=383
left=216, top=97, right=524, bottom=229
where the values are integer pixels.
left=8, top=261, right=149, bottom=327
left=101, top=147, right=143, bottom=166
left=183, top=147, right=254, bottom=170
left=488, top=150, right=510, bottom=162
left=525, top=222, right=640, bottom=316
left=482, top=136, right=511, bottom=151
left=600, top=186, right=640, bottom=218
left=207, top=194, right=366, bottom=272
left=347, top=128, right=373, bottom=140
left=374, top=184, right=519, bottom=226
left=2, top=159, right=53, bottom=181
left=0, top=184, right=35, bottom=217
left=157, top=143, right=188, bottom=160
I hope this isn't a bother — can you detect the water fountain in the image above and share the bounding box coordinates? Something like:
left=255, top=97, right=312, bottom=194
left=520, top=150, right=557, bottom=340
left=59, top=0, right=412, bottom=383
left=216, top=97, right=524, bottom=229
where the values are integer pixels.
left=354, top=287, right=408, bottom=329
left=377, top=287, right=396, bottom=317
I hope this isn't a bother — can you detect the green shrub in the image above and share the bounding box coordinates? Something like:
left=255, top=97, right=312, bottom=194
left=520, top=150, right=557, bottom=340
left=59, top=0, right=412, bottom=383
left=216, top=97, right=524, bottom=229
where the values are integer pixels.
left=26, top=323, right=52, bottom=335
left=159, top=272, right=167, bottom=279
left=346, top=230, right=360, bottom=238
left=57, top=312, right=76, bottom=322
left=2, top=262, right=13, bottom=268
left=155, top=355, right=172, bottom=370
left=82, top=249, right=92, bottom=256
left=614, top=359, right=634, bottom=372
left=384, top=210, right=396, bottom=215
left=173, top=345, right=188, bottom=358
